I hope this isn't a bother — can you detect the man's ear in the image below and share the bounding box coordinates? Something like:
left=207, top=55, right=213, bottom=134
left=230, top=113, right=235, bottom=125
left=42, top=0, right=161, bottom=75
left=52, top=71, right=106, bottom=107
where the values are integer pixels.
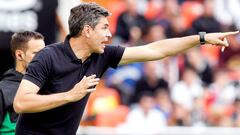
left=15, top=50, right=25, bottom=61
left=82, top=25, right=92, bottom=38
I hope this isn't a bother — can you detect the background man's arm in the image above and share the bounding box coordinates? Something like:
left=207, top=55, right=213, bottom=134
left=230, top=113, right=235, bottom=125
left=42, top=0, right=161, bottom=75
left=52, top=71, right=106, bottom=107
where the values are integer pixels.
left=119, top=32, right=238, bottom=65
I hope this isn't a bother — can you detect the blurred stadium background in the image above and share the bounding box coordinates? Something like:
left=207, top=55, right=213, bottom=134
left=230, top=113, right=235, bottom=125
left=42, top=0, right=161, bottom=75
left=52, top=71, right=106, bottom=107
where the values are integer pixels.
left=1, top=0, right=240, bottom=134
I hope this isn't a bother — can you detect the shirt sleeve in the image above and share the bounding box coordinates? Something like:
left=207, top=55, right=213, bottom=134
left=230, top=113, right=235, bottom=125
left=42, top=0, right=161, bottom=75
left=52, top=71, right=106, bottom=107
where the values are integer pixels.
left=24, top=49, right=52, bottom=88
left=104, top=45, right=125, bottom=69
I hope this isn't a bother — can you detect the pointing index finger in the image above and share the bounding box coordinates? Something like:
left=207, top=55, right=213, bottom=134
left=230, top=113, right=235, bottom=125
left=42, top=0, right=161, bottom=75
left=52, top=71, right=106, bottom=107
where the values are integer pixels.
left=224, top=31, right=239, bottom=36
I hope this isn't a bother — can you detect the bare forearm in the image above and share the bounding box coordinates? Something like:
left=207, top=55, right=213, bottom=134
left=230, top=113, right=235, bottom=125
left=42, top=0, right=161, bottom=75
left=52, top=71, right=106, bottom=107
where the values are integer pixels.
left=14, top=92, right=72, bottom=113
left=14, top=76, right=99, bottom=113
left=148, top=35, right=199, bottom=58
left=121, top=35, right=199, bottom=64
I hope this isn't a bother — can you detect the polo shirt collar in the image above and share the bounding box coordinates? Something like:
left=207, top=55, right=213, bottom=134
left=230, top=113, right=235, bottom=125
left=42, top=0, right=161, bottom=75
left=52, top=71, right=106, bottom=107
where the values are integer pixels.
left=63, top=35, right=81, bottom=62
left=63, top=35, right=92, bottom=63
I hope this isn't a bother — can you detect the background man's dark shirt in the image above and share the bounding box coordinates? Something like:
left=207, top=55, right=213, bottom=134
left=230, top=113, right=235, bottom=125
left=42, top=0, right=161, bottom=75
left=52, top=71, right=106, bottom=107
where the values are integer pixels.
left=0, top=69, right=23, bottom=134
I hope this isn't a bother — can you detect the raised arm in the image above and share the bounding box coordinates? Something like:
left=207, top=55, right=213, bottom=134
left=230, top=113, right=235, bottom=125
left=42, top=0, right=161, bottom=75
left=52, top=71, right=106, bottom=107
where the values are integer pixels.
left=119, top=31, right=239, bottom=65
left=13, top=75, right=99, bottom=113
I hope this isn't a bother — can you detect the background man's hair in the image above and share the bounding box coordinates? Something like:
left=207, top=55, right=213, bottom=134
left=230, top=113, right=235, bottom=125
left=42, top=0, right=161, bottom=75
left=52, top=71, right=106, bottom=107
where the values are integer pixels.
left=10, top=31, right=44, bottom=58
left=68, top=2, right=110, bottom=37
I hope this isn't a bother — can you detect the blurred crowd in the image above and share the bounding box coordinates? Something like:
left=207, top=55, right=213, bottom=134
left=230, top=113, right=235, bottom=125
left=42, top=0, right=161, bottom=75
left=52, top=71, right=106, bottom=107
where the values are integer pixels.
left=81, top=0, right=240, bottom=129
left=0, top=0, right=240, bottom=130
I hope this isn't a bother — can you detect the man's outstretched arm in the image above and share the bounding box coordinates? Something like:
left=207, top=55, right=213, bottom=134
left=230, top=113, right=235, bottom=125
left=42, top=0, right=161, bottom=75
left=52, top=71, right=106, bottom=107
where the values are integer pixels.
left=119, top=31, right=239, bottom=65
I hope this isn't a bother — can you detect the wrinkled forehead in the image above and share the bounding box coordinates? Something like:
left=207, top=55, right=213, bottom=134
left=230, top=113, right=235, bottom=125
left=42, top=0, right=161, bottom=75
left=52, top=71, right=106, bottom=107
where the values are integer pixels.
left=95, top=17, right=109, bottom=27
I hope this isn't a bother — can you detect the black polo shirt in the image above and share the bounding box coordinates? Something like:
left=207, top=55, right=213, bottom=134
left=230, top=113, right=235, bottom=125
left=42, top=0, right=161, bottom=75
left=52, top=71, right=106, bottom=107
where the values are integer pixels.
left=15, top=36, right=125, bottom=135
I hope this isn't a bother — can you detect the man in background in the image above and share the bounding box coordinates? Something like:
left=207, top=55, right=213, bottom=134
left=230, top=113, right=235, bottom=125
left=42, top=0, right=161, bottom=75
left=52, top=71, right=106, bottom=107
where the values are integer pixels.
left=0, top=31, right=45, bottom=134
left=0, top=0, right=64, bottom=76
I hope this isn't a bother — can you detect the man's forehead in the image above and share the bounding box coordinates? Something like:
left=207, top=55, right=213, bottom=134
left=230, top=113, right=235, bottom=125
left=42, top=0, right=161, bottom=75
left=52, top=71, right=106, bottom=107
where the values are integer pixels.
left=27, top=39, right=45, bottom=49
left=98, top=17, right=109, bottom=25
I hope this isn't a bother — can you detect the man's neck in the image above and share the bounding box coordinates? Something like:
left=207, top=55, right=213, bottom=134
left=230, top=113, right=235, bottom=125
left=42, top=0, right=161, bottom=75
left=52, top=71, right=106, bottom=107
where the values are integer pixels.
left=15, top=61, right=25, bottom=74
left=69, top=37, right=91, bottom=62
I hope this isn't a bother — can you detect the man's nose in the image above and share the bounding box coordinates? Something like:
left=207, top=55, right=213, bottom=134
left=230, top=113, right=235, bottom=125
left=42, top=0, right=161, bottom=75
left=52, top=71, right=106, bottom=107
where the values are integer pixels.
left=106, top=30, right=112, bottom=38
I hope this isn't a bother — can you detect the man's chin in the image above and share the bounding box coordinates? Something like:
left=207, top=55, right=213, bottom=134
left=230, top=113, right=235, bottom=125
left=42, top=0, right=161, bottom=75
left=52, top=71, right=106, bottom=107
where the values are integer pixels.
left=99, top=50, right=104, bottom=54
left=95, top=49, right=104, bottom=54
